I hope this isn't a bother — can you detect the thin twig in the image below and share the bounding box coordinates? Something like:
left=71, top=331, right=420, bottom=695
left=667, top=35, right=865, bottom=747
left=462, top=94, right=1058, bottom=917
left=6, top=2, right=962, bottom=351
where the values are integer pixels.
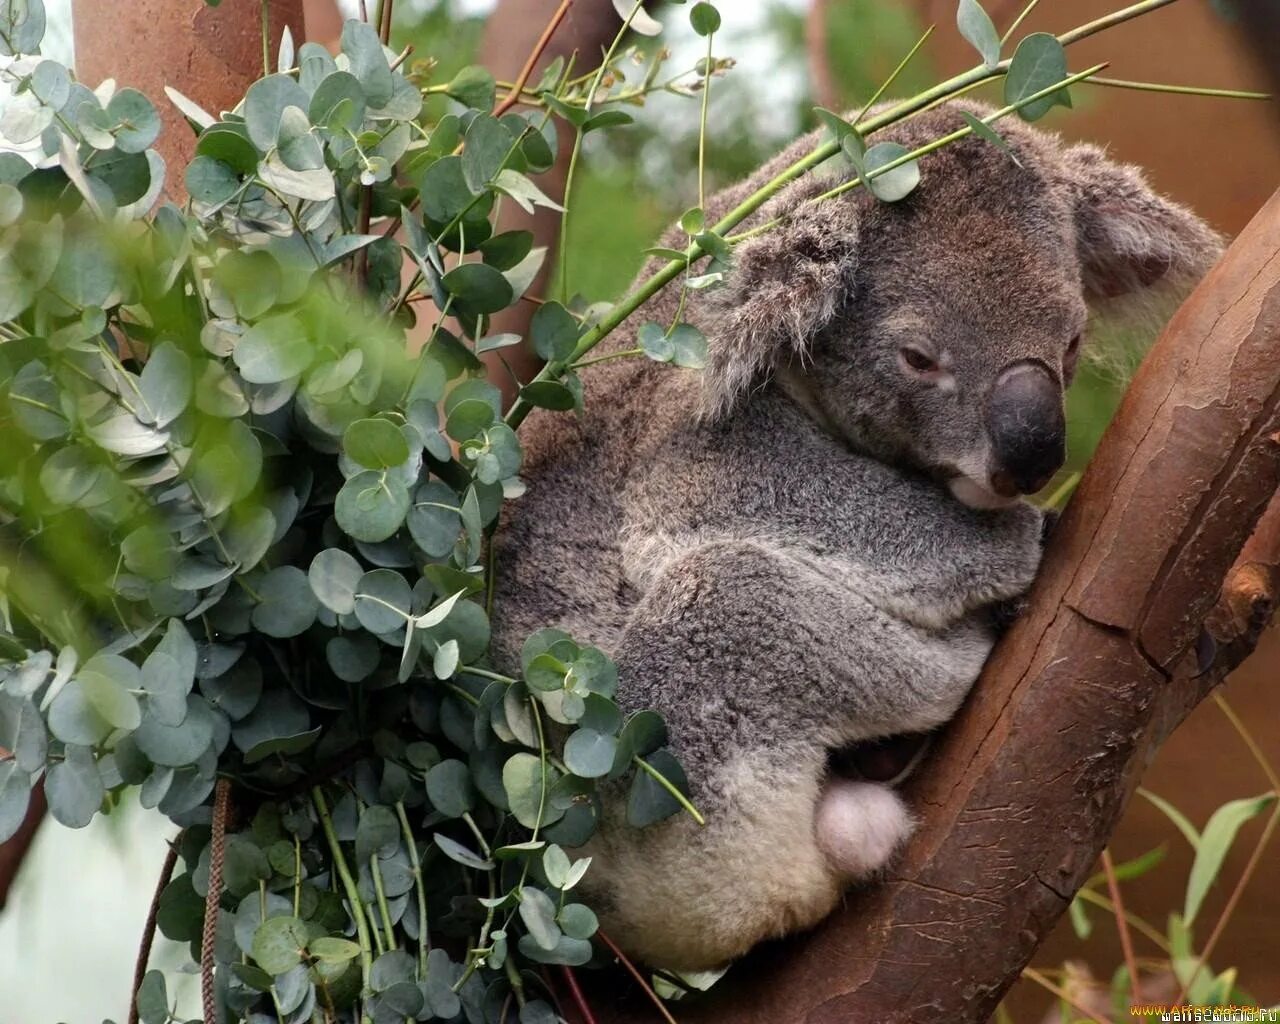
left=378, top=0, right=394, bottom=46
left=201, top=779, right=232, bottom=1024
left=560, top=966, right=600, bottom=1024
left=1074, top=888, right=1170, bottom=953
left=1100, top=849, right=1143, bottom=1004
left=1079, top=76, right=1270, bottom=99
left=1001, top=0, right=1043, bottom=45
left=597, top=929, right=679, bottom=1024
left=494, top=0, right=575, bottom=118
left=1020, top=966, right=1110, bottom=1024
left=127, top=836, right=180, bottom=1024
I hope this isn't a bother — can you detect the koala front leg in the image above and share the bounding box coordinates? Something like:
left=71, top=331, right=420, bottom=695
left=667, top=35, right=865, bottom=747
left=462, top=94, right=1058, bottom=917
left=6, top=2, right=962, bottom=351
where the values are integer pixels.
left=582, top=538, right=992, bottom=970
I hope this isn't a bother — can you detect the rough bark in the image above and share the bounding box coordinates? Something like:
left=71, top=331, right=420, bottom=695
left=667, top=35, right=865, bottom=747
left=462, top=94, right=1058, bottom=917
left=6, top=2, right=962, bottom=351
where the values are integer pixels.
left=594, top=189, right=1280, bottom=1024
left=71, top=0, right=307, bottom=204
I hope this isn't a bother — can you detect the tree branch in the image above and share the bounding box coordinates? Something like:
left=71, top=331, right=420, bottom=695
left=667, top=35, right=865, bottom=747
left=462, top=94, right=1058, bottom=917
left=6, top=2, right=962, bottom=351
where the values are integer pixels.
left=595, top=188, right=1280, bottom=1024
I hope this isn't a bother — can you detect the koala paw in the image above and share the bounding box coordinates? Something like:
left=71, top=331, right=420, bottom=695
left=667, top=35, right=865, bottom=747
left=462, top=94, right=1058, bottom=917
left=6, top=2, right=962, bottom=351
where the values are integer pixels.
left=814, top=779, right=915, bottom=877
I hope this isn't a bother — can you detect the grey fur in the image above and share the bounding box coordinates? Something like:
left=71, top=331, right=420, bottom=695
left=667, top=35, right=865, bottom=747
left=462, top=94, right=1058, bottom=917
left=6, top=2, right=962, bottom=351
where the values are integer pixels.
left=490, top=101, right=1221, bottom=970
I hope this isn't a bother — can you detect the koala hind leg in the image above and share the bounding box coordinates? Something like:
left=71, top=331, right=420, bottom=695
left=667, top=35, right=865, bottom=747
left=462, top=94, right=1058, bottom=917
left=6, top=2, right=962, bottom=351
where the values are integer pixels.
left=587, top=539, right=978, bottom=969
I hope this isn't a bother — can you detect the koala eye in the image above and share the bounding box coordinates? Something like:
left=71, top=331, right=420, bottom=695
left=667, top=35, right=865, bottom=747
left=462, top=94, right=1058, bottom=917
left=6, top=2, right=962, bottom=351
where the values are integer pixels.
left=899, top=346, right=940, bottom=376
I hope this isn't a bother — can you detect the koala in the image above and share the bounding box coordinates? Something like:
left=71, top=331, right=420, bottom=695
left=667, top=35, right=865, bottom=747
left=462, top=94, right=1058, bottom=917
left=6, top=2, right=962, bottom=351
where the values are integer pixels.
left=490, top=101, right=1220, bottom=971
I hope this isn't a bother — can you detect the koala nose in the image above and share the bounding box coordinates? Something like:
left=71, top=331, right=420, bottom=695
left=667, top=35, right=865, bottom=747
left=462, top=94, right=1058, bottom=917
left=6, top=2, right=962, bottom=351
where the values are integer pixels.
left=985, top=360, right=1065, bottom=496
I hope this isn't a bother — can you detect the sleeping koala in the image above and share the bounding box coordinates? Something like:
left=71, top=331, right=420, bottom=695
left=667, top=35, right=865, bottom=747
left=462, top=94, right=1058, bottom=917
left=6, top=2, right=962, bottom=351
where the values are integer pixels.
left=490, top=101, right=1220, bottom=971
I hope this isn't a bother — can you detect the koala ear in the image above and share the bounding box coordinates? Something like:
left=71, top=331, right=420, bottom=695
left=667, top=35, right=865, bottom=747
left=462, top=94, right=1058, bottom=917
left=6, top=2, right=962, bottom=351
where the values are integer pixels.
left=699, top=185, right=858, bottom=419
left=1062, top=143, right=1222, bottom=306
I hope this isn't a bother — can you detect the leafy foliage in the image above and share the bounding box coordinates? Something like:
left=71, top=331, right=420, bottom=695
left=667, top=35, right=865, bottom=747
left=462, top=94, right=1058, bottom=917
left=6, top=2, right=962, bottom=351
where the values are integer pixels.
left=0, top=2, right=725, bottom=1019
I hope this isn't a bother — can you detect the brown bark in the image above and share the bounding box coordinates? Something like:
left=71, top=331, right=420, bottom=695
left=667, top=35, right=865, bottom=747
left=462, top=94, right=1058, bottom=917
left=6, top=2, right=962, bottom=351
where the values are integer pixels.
left=71, top=0, right=307, bottom=204
left=595, top=190, right=1280, bottom=1023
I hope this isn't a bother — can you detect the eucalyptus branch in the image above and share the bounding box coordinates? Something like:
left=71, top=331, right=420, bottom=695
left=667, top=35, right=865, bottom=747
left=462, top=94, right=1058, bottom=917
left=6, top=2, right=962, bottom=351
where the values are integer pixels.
left=505, top=0, right=1183, bottom=431
left=395, top=801, right=430, bottom=971
left=557, top=0, right=649, bottom=301
left=313, top=788, right=375, bottom=999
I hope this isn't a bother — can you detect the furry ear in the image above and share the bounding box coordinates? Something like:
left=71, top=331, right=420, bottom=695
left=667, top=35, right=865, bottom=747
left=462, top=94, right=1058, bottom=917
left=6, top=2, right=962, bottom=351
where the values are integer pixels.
left=699, top=183, right=859, bottom=419
left=1062, top=143, right=1222, bottom=307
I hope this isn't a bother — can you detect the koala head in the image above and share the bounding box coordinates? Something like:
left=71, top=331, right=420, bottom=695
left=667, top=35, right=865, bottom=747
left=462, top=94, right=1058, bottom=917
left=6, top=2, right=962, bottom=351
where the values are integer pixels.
left=700, top=102, right=1222, bottom=509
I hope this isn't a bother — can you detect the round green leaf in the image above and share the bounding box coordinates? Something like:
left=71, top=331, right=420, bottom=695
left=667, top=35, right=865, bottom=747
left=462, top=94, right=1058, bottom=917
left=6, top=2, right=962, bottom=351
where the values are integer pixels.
left=425, top=758, right=474, bottom=818
left=1004, top=32, right=1072, bottom=122
left=690, top=2, right=721, bottom=36
left=213, top=250, right=282, bottom=321
left=44, top=744, right=104, bottom=828
left=563, top=728, right=617, bottom=779
left=343, top=417, right=410, bottom=469
left=353, top=568, right=412, bottom=634
left=79, top=654, right=143, bottom=731
left=308, top=548, right=364, bottom=615
left=862, top=141, right=921, bottom=203
left=406, top=480, right=461, bottom=559
left=627, top=749, right=690, bottom=828
left=251, top=566, right=319, bottom=638
left=234, top=312, right=313, bottom=385
left=0, top=693, right=47, bottom=772
left=503, top=752, right=563, bottom=830
left=0, top=762, right=33, bottom=844
left=335, top=470, right=410, bottom=543
left=442, top=262, right=514, bottom=316
left=186, top=155, right=241, bottom=207
left=251, top=915, right=311, bottom=976
left=244, top=74, right=310, bottom=150
left=47, top=681, right=111, bottom=746
left=530, top=301, right=579, bottom=362
left=134, top=695, right=217, bottom=767
left=138, top=341, right=192, bottom=428
left=108, top=88, right=161, bottom=153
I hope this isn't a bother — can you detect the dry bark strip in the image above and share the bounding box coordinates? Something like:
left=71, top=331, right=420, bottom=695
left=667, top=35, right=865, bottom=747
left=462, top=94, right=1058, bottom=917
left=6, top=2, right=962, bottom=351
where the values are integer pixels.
left=594, top=190, right=1280, bottom=1024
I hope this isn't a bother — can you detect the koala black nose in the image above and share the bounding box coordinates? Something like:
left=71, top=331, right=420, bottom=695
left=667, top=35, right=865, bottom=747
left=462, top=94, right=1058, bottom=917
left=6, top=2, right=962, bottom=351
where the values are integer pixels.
left=985, top=361, right=1066, bottom=496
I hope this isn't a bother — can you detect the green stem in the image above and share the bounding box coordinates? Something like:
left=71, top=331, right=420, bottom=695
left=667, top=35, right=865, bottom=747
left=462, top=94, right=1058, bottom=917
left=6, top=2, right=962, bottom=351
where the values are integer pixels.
left=459, top=666, right=518, bottom=685
left=810, top=63, right=1108, bottom=207
left=854, top=24, right=935, bottom=125
left=557, top=0, right=648, bottom=302
left=260, top=0, right=270, bottom=78
left=571, top=347, right=643, bottom=370
left=370, top=855, right=398, bottom=952
left=395, top=802, right=430, bottom=970
left=504, top=956, right=527, bottom=1008
left=697, top=31, right=714, bottom=210
left=312, top=788, right=375, bottom=1002
left=292, top=835, right=302, bottom=918
left=1001, top=0, right=1043, bottom=45
left=1080, top=76, right=1270, bottom=100
left=634, top=755, right=705, bottom=826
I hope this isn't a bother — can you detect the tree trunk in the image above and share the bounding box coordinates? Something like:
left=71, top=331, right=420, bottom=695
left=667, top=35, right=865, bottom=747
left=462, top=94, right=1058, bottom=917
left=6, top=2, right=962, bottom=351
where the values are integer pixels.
left=594, top=189, right=1280, bottom=1023
left=71, top=0, right=307, bottom=204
